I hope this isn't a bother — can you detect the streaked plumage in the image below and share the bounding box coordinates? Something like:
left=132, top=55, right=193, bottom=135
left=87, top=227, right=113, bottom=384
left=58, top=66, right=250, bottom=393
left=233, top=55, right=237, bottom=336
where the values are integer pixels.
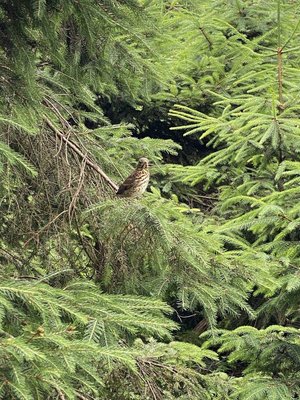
left=116, top=157, right=150, bottom=198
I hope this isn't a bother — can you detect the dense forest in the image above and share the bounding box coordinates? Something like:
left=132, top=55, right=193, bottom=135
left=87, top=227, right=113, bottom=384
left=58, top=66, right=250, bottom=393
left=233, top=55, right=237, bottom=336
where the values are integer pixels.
left=1, top=0, right=300, bottom=399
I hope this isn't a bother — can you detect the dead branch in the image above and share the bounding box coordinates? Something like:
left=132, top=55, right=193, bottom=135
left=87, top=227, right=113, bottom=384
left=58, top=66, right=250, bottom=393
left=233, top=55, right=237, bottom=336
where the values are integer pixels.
left=44, top=116, right=119, bottom=192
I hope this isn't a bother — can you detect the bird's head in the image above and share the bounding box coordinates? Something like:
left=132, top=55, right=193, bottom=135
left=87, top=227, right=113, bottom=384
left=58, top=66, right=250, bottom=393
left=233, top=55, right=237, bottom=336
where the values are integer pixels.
left=137, top=157, right=150, bottom=169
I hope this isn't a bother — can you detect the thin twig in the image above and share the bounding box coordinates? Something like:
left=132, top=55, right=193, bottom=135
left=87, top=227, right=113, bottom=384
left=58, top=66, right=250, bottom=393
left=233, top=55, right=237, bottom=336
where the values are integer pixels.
left=24, top=210, right=69, bottom=246
left=277, top=47, right=284, bottom=108
left=276, top=2, right=285, bottom=190
left=44, top=116, right=119, bottom=192
left=55, top=387, right=66, bottom=400
left=137, top=360, right=161, bottom=400
left=75, top=392, right=93, bottom=400
left=68, top=157, right=87, bottom=220
left=199, top=27, right=213, bottom=50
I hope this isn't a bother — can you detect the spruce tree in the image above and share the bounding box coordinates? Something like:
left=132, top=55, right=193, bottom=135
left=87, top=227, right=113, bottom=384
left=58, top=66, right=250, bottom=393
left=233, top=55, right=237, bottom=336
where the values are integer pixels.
left=169, top=0, right=300, bottom=397
left=2, top=0, right=300, bottom=398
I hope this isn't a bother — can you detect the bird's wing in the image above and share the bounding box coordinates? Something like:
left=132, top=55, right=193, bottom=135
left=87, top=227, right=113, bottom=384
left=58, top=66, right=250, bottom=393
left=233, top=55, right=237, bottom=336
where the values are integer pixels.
left=116, top=172, right=136, bottom=195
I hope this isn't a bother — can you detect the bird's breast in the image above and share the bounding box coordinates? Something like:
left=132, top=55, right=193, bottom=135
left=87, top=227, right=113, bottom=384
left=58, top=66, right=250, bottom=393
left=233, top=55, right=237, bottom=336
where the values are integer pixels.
left=133, top=170, right=149, bottom=194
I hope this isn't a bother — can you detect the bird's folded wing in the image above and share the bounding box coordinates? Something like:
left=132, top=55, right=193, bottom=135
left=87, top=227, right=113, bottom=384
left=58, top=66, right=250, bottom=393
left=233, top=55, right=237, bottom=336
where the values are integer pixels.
left=116, top=174, right=134, bottom=194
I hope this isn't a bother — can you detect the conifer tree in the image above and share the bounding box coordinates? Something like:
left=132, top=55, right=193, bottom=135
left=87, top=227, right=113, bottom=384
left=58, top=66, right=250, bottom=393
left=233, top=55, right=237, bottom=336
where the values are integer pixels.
left=169, top=0, right=300, bottom=397
left=2, top=0, right=300, bottom=398
left=0, top=0, right=254, bottom=398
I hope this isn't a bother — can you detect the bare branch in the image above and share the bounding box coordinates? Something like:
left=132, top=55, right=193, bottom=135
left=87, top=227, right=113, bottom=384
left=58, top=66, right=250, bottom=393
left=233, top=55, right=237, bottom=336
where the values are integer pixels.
left=44, top=117, right=119, bottom=192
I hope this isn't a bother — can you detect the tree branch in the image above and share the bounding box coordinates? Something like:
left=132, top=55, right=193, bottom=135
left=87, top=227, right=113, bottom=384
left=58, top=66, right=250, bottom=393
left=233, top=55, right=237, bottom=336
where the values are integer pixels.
left=44, top=116, right=119, bottom=192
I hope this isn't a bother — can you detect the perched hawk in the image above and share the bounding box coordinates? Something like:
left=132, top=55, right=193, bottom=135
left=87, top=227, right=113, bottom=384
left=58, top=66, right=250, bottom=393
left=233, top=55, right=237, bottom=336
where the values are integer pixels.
left=116, top=158, right=150, bottom=198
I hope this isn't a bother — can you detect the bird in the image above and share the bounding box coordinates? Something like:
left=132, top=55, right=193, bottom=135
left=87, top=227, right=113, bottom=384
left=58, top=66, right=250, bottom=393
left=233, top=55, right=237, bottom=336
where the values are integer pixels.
left=116, top=157, right=150, bottom=198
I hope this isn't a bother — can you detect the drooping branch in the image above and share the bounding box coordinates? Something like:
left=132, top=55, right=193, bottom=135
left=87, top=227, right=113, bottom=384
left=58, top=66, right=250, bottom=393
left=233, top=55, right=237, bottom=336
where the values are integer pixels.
left=44, top=117, right=119, bottom=192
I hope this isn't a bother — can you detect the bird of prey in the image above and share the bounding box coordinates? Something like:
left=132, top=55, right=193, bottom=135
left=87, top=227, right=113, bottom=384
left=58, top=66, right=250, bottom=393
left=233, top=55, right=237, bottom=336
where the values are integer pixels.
left=116, top=157, right=150, bottom=198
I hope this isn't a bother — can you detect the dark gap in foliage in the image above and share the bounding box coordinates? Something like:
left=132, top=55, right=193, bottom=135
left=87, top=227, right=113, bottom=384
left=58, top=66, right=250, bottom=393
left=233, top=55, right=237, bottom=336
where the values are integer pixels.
left=97, top=97, right=210, bottom=165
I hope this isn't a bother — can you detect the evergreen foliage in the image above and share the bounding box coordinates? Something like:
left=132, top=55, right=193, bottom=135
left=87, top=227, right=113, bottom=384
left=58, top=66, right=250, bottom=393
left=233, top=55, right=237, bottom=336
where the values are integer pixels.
left=1, top=0, right=300, bottom=398
left=167, top=0, right=300, bottom=397
left=0, top=278, right=218, bottom=399
left=203, top=325, right=300, bottom=399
